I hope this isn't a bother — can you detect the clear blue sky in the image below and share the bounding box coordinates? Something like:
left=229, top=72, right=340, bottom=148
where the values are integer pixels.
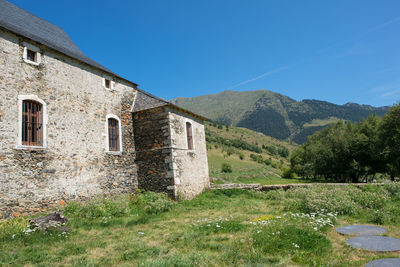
left=10, top=0, right=400, bottom=107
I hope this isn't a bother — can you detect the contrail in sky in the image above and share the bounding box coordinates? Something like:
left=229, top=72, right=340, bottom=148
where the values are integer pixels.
left=316, top=16, right=400, bottom=54
left=227, top=65, right=290, bottom=90
left=227, top=16, right=400, bottom=90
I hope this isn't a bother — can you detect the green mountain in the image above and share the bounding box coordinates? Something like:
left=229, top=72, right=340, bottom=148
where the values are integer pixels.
left=173, top=90, right=390, bottom=143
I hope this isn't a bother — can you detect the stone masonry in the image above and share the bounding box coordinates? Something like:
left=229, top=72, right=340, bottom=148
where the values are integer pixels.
left=0, top=1, right=210, bottom=217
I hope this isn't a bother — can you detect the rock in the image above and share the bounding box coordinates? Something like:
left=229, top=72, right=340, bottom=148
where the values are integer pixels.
left=336, top=225, right=387, bottom=236
left=346, top=236, right=400, bottom=252
left=365, top=258, right=400, bottom=267
left=29, top=212, right=69, bottom=232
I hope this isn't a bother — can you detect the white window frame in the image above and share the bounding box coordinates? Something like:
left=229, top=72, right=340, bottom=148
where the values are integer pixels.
left=105, top=114, right=123, bottom=155
left=16, top=95, right=47, bottom=150
left=185, top=119, right=195, bottom=150
left=102, top=77, right=115, bottom=91
left=23, top=42, right=41, bottom=66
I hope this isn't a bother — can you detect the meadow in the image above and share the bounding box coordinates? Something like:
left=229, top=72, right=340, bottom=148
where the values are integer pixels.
left=1, top=184, right=400, bottom=266
left=205, top=122, right=299, bottom=185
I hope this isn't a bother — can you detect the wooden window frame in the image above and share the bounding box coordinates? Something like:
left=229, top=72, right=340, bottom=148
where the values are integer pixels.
left=105, top=114, right=123, bottom=154
left=23, top=42, right=41, bottom=66
left=17, top=95, right=47, bottom=149
left=186, top=121, right=194, bottom=150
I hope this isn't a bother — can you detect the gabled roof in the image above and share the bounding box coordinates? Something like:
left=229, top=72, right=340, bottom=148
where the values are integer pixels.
left=132, top=91, right=208, bottom=121
left=0, top=0, right=206, bottom=120
left=0, top=0, right=134, bottom=85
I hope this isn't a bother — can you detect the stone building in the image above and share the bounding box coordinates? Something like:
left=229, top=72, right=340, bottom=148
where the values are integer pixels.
left=0, top=0, right=209, bottom=216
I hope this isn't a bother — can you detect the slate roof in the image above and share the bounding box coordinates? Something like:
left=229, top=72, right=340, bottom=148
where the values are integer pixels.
left=0, top=0, right=132, bottom=84
left=0, top=0, right=206, bottom=120
left=132, top=90, right=207, bottom=120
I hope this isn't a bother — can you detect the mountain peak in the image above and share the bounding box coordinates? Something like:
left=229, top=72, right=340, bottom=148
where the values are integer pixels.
left=173, top=90, right=390, bottom=143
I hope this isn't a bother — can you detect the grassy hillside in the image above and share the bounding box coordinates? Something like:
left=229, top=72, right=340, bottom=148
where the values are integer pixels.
left=205, top=122, right=301, bottom=185
left=174, top=90, right=389, bottom=143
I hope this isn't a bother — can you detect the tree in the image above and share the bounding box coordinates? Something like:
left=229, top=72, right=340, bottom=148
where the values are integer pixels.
left=381, top=103, right=400, bottom=180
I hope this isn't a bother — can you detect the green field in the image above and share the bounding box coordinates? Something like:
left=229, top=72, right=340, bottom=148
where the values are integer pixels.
left=2, top=184, right=400, bottom=266
left=205, top=122, right=300, bottom=185
left=303, top=117, right=343, bottom=128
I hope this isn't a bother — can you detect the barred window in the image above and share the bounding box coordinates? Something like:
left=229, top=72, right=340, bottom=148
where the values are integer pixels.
left=186, top=122, right=193, bottom=150
left=108, top=118, right=120, bottom=151
left=22, top=100, right=43, bottom=146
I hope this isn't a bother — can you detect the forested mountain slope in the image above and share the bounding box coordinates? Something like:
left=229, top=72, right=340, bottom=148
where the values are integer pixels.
left=173, top=90, right=389, bottom=143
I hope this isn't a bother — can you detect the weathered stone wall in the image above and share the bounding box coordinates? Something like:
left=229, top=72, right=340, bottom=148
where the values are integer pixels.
left=0, top=29, right=138, bottom=217
left=168, top=108, right=210, bottom=199
left=133, top=107, right=175, bottom=197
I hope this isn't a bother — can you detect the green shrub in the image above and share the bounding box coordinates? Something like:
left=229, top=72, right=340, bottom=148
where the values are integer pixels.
left=284, top=186, right=358, bottom=215
left=368, top=209, right=390, bottom=225
left=0, top=217, right=29, bottom=242
left=264, top=158, right=272, bottom=165
left=226, top=148, right=234, bottom=156
left=349, top=190, right=388, bottom=209
left=64, top=195, right=130, bottom=219
left=384, top=183, right=400, bottom=200
left=282, top=168, right=297, bottom=179
left=238, top=152, right=244, bottom=160
left=131, top=191, right=175, bottom=215
left=278, top=147, right=290, bottom=158
left=64, top=192, right=174, bottom=220
left=221, top=163, right=233, bottom=173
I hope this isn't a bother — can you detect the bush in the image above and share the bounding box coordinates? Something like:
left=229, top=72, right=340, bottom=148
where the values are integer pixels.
left=64, top=195, right=130, bottom=219
left=131, top=191, right=175, bottom=215
left=284, top=186, right=359, bottom=215
left=250, top=154, right=263, bottom=163
left=278, top=147, right=290, bottom=158
left=221, top=163, right=233, bottom=173
left=282, top=168, right=297, bottom=179
left=384, top=183, right=400, bottom=200
left=226, top=148, right=234, bottom=156
left=265, top=146, right=277, bottom=155
left=63, top=192, right=175, bottom=219
left=238, top=152, right=244, bottom=160
left=0, top=217, right=29, bottom=242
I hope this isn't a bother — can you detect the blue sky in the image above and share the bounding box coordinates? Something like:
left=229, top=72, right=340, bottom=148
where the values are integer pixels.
left=10, top=0, right=400, bottom=107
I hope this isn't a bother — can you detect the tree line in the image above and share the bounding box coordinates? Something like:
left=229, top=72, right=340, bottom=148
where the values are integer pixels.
left=287, top=103, right=400, bottom=182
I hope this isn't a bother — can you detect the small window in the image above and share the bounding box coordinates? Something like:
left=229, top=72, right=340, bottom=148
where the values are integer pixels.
left=186, top=122, right=193, bottom=150
left=105, top=79, right=111, bottom=89
left=103, top=77, right=115, bottom=90
left=22, top=100, right=43, bottom=146
left=23, top=43, right=41, bottom=66
left=26, top=49, right=36, bottom=62
left=106, top=115, right=122, bottom=153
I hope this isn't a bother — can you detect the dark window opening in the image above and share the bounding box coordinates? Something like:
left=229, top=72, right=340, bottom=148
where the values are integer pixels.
left=104, top=79, right=111, bottom=89
left=108, top=118, right=120, bottom=151
left=22, top=100, right=43, bottom=146
left=26, top=49, right=36, bottom=62
left=186, top=122, right=193, bottom=150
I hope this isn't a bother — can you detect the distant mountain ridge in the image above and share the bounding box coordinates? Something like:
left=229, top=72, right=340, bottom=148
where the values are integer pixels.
left=172, top=90, right=390, bottom=143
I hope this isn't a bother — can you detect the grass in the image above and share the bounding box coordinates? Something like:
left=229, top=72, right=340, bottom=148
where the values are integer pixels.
left=303, top=117, right=343, bottom=128
left=1, top=184, right=400, bottom=266
left=205, top=122, right=303, bottom=185
left=208, top=148, right=306, bottom=185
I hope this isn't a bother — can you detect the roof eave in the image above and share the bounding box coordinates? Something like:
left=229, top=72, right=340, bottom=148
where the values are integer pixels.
left=0, top=24, right=139, bottom=88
